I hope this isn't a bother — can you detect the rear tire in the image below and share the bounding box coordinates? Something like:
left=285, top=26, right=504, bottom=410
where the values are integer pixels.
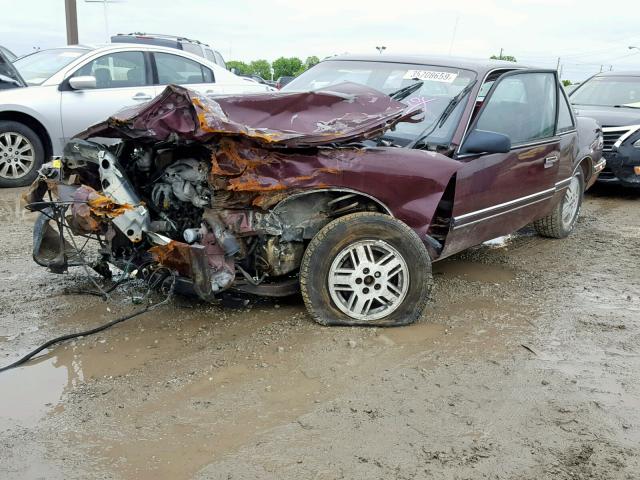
left=0, top=121, right=44, bottom=188
left=300, top=212, right=433, bottom=327
left=534, top=168, right=584, bottom=238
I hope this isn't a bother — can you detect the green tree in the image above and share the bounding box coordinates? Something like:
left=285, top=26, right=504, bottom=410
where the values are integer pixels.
left=249, top=59, right=271, bottom=80
left=272, top=57, right=303, bottom=79
left=293, top=55, right=320, bottom=76
left=304, top=56, right=320, bottom=69
left=226, top=60, right=251, bottom=75
left=490, top=54, right=517, bottom=62
left=562, top=79, right=572, bottom=87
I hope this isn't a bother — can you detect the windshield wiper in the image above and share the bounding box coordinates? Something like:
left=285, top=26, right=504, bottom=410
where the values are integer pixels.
left=613, top=104, right=640, bottom=109
left=407, top=79, right=478, bottom=149
left=387, top=80, right=424, bottom=101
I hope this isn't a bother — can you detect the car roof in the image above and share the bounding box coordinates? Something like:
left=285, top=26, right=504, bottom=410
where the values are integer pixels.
left=322, top=53, right=531, bottom=74
left=113, top=33, right=210, bottom=47
left=593, top=70, right=640, bottom=77
left=35, top=43, right=215, bottom=58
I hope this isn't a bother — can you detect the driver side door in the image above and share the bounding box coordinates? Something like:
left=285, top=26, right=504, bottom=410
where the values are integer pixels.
left=443, top=70, right=562, bottom=255
left=60, top=50, right=157, bottom=140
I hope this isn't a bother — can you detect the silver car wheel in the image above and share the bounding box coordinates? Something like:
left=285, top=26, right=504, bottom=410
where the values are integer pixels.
left=328, top=239, right=410, bottom=321
left=0, top=132, right=35, bottom=180
left=561, top=175, right=581, bottom=229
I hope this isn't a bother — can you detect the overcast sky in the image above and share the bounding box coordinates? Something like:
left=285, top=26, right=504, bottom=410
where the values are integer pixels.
left=2, top=0, right=639, bottom=81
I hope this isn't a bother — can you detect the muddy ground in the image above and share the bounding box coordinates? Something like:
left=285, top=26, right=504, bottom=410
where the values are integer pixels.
left=0, top=183, right=638, bottom=479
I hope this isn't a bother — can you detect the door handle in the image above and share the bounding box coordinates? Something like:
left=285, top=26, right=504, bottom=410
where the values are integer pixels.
left=544, top=155, right=558, bottom=168
left=132, top=93, right=152, bottom=101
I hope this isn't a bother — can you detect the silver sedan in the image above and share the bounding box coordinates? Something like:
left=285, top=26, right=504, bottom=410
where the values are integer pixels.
left=0, top=43, right=273, bottom=187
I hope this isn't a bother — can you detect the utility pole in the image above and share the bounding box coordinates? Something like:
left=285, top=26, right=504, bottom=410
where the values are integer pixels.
left=448, top=14, right=459, bottom=56
left=499, top=48, right=503, bottom=60
left=556, top=57, right=561, bottom=71
left=65, top=0, right=79, bottom=45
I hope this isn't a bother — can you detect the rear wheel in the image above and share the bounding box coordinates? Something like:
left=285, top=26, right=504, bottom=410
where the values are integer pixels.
left=300, top=212, right=433, bottom=327
left=0, top=121, right=44, bottom=188
left=534, top=168, right=584, bottom=238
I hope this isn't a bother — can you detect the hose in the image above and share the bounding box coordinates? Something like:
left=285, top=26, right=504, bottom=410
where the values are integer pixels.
left=0, top=274, right=175, bottom=374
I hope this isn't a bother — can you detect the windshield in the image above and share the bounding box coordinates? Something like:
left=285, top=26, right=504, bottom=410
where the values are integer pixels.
left=13, top=48, right=87, bottom=86
left=283, top=60, right=477, bottom=146
left=570, top=75, right=640, bottom=108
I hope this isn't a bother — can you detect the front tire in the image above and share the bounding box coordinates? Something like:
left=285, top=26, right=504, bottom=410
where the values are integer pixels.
left=0, top=121, right=45, bottom=188
left=534, top=168, right=584, bottom=238
left=300, top=212, right=433, bottom=327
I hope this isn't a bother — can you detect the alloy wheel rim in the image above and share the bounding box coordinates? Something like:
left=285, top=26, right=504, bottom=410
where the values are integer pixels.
left=328, top=239, right=410, bottom=321
left=0, top=132, right=35, bottom=179
left=561, top=175, right=581, bottom=229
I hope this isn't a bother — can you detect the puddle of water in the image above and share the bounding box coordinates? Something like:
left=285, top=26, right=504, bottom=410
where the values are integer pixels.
left=433, top=259, right=516, bottom=284
left=0, top=356, right=68, bottom=430
left=0, top=302, right=290, bottom=432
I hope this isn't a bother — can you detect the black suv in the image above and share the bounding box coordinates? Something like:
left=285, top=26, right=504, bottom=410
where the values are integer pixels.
left=111, top=33, right=227, bottom=69
left=570, top=71, right=640, bottom=188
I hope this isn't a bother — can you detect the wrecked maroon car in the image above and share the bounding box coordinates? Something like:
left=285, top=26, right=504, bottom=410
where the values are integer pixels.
left=26, top=56, right=604, bottom=326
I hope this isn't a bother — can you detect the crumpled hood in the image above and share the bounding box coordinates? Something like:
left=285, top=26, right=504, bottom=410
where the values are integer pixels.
left=76, top=82, right=423, bottom=147
left=573, top=104, right=640, bottom=127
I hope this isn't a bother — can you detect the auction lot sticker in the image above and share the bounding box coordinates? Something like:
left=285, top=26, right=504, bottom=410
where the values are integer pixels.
left=403, top=70, right=458, bottom=83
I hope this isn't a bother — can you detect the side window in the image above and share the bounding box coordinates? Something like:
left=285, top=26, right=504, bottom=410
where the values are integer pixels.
left=155, top=53, right=213, bottom=85
left=202, top=66, right=214, bottom=83
left=476, top=72, right=557, bottom=145
left=180, top=43, right=202, bottom=57
left=213, top=52, right=226, bottom=69
left=556, top=87, right=575, bottom=133
left=74, top=51, right=147, bottom=88
left=204, top=48, right=216, bottom=63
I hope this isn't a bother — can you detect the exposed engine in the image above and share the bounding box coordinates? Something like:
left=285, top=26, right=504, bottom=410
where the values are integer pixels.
left=29, top=139, right=317, bottom=299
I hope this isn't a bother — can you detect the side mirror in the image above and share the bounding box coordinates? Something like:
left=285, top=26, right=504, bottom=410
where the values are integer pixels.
left=461, top=129, right=511, bottom=154
left=69, top=75, right=96, bottom=90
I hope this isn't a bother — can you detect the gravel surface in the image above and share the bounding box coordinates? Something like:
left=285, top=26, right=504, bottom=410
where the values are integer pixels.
left=0, top=183, right=638, bottom=480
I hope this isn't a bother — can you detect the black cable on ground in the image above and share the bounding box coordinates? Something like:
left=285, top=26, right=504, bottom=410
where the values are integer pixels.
left=64, top=277, right=133, bottom=299
left=0, top=274, right=176, bottom=374
left=0, top=307, right=150, bottom=373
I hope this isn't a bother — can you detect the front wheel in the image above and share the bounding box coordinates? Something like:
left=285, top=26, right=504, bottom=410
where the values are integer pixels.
left=0, top=121, right=45, bottom=188
left=300, top=212, right=433, bottom=327
left=534, top=168, right=584, bottom=238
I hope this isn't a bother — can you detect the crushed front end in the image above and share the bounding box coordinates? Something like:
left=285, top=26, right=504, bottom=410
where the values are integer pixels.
left=25, top=83, right=422, bottom=299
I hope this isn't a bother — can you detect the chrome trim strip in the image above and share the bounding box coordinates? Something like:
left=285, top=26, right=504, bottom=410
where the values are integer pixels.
left=602, top=125, right=640, bottom=133
left=593, top=158, right=606, bottom=173
left=611, top=125, right=640, bottom=149
left=555, top=177, right=572, bottom=190
left=453, top=196, right=551, bottom=230
left=454, top=187, right=555, bottom=224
